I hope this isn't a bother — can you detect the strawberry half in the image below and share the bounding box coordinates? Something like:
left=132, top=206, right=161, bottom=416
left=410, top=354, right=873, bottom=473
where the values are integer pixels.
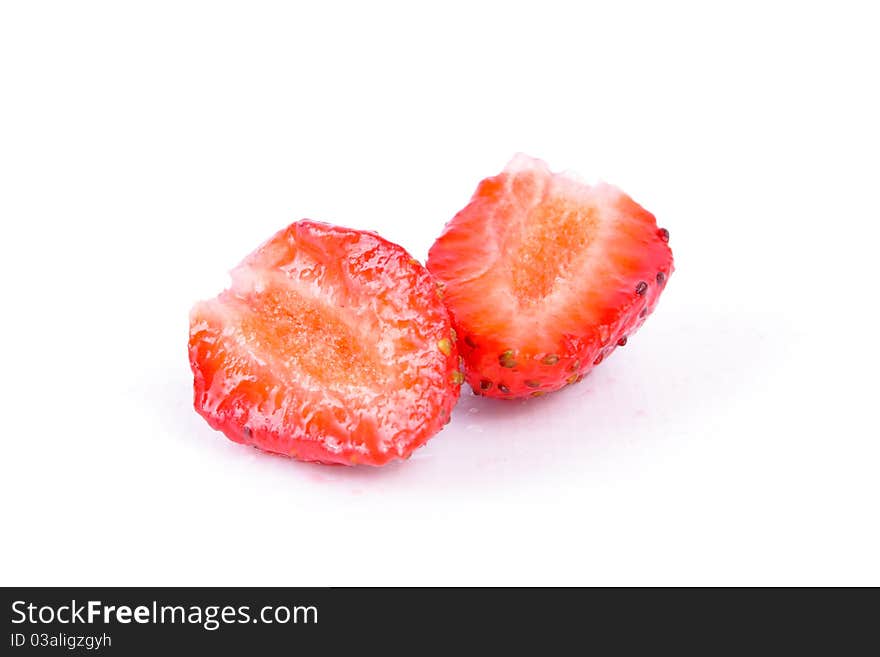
left=189, top=220, right=462, bottom=466
left=427, top=155, right=673, bottom=400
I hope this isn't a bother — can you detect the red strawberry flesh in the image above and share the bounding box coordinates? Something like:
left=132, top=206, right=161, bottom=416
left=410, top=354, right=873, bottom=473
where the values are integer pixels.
left=189, top=220, right=461, bottom=466
left=427, top=155, right=673, bottom=399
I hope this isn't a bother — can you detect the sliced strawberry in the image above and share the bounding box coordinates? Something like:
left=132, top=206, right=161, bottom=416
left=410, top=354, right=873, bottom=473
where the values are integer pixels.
left=427, top=155, right=673, bottom=399
left=189, top=220, right=462, bottom=466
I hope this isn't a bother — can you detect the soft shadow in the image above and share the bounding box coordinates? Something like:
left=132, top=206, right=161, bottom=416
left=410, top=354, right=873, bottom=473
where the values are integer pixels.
left=367, top=304, right=795, bottom=491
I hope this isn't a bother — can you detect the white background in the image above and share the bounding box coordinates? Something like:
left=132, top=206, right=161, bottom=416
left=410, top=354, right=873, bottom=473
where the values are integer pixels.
left=1, top=1, right=878, bottom=586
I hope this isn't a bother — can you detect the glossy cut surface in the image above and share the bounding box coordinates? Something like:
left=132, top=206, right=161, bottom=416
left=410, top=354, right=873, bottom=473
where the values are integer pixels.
left=427, top=155, right=674, bottom=399
left=189, top=221, right=462, bottom=465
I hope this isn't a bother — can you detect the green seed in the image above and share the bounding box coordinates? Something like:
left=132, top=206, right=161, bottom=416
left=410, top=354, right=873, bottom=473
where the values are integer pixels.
left=451, top=371, right=465, bottom=385
left=499, top=350, right=517, bottom=368
left=437, top=338, right=452, bottom=356
left=541, top=354, right=559, bottom=365
left=530, top=391, right=545, bottom=398
left=525, top=380, right=541, bottom=388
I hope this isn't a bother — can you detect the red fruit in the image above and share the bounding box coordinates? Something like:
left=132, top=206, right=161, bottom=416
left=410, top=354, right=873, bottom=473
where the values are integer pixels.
left=427, top=155, right=673, bottom=399
left=189, top=220, right=462, bottom=466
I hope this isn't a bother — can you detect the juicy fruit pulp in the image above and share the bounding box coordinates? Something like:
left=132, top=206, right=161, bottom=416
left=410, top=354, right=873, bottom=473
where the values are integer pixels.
left=189, top=221, right=462, bottom=466
left=427, top=155, right=673, bottom=399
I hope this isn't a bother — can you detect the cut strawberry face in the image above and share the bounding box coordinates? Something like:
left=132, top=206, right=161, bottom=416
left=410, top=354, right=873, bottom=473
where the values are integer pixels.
left=427, top=155, right=673, bottom=399
left=189, top=221, right=462, bottom=466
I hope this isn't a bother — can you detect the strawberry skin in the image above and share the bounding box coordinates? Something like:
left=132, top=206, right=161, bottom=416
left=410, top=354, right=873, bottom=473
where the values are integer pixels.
left=189, top=220, right=462, bottom=466
left=427, top=155, right=673, bottom=399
